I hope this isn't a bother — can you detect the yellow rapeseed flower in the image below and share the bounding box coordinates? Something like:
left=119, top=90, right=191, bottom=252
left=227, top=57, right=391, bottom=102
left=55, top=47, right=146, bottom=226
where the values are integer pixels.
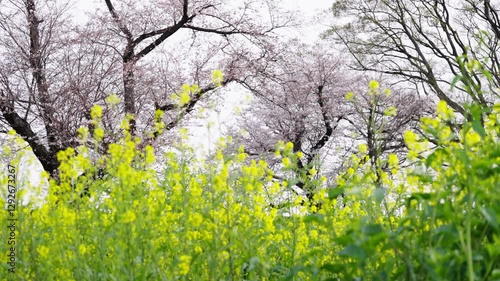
left=465, top=131, right=481, bottom=145
left=189, top=213, right=203, bottom=228
left=194, top=246, right=203, bottom=253
left=368, top=80, right=379, bottom=90
left=384, top=88, right=391, bottom=97
left=436, top=100, right=455, bottom=120
left=94, top=127, right=104, bottom=141
left=309, top=168, right=317, bottom=176
left=218, top=251, right=230, bottom=261
left=106, top=93, right=121, bottom=105
left=177, top=255, right=191, bottom=275
left=212, top=70, right=224, bottom=86
left=144, top=145, right=155, bottom=164
left=79, top=244, right=88, bottom=255
left=37, top=245, right=50, bottom=259
left=310, top=229, right=319, bottom=240
left=403, top=130, right=417, bottom=144
left=122, top=210, right=137, bottom=224
left=387, top=154, right=399, bottom=168
left=384, top=106, right=397, bottom=117
left=358, top=143, right=368, bottom=154
left=179, top=90, right=190, bottom=106
left=90, top=105, right=103, bottom=120
left=347, top=168, right=355, bottom=176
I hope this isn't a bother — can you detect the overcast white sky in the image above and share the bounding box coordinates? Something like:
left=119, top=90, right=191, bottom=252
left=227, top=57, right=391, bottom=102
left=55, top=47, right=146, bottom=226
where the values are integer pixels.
left=72, top=0, right=332, bottom=37
left=73, top=0, right=331, bottom=15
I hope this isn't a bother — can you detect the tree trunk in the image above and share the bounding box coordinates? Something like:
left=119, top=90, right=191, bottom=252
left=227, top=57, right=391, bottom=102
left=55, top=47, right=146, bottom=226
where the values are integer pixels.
left=26, top=0, right=60, bottom=177
left=123, top=44, right=137, bottom=134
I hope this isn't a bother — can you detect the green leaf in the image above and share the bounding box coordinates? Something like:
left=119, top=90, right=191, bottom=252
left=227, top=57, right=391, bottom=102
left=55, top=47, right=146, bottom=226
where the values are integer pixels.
left=320, top=263, right=343, bottom=273
left=469, top=103, right=486, bottom=138
left=480, top=207, right=499, bottom=230
left=472, top=118, right=486, bottom=138
left=362, top=224, right=384, bottom=236
left=491, top=269, right=500, bottom=278
left=434, top=224, right=457, bottom=236
left=247, top=257, right=261, bottom=272
left=425, top=152, right=437, bottom=167
left=335, top=233, right=354, bottom=246
left=303, top=214, right=326, bottom=225
left=282, top=265, right=317, bottom=281
left=407, top=193, right=432, bottom=202
left=339, top=244, right=366, bottom=260
left=282, top=266, right=305, bottom=281
left=454, top=149, right=470, bottom=166
left=373, top=188, right=386, bottom=202
left=328, top=187, right=344, bottom=199
left=482, top=69, right=493, bottom=81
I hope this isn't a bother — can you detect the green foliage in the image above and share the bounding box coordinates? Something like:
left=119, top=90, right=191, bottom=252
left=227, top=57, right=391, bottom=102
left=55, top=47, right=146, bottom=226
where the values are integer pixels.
left=1, top=92, right=500, bottom=280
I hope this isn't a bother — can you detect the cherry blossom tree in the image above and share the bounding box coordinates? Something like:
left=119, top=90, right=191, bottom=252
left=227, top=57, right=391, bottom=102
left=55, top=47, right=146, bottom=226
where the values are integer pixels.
left=227, top=40, right=431, bottom=201
left=0, top=0, right=295, bottom=177
left=96, top=0, right=294, bottom=134
left=0, top=0, right=120, bottom=176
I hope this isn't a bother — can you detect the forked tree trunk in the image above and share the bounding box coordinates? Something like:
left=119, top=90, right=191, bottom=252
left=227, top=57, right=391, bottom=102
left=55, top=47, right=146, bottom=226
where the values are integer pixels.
left=26, top=0, right=60, bottom=176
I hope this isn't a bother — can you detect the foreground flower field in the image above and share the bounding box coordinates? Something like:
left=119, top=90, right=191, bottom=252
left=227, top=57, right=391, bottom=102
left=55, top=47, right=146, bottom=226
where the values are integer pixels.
left=1, top=100, right=500, bottom=281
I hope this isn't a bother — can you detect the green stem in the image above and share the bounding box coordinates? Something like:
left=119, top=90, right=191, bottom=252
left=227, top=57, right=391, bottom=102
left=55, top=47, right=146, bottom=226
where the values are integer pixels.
left=466, top=190, right=474, bottom=281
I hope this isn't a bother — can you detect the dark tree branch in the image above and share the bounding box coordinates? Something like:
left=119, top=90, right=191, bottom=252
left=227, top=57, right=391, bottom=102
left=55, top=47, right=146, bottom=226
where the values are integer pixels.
left=309, top=85, right=341, bottom=159
left=182, top=24, right=253, bottom=36
left=0, top=91, right=58, bottom=175
left=134, top=17, right=193, bottom=61
left=104, top=0, right=133, bottom=39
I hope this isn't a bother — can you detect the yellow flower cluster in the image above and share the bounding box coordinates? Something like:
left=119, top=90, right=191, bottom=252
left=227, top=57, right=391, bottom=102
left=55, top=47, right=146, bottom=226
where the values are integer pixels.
left=1, top=98, right=498, bottom=280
